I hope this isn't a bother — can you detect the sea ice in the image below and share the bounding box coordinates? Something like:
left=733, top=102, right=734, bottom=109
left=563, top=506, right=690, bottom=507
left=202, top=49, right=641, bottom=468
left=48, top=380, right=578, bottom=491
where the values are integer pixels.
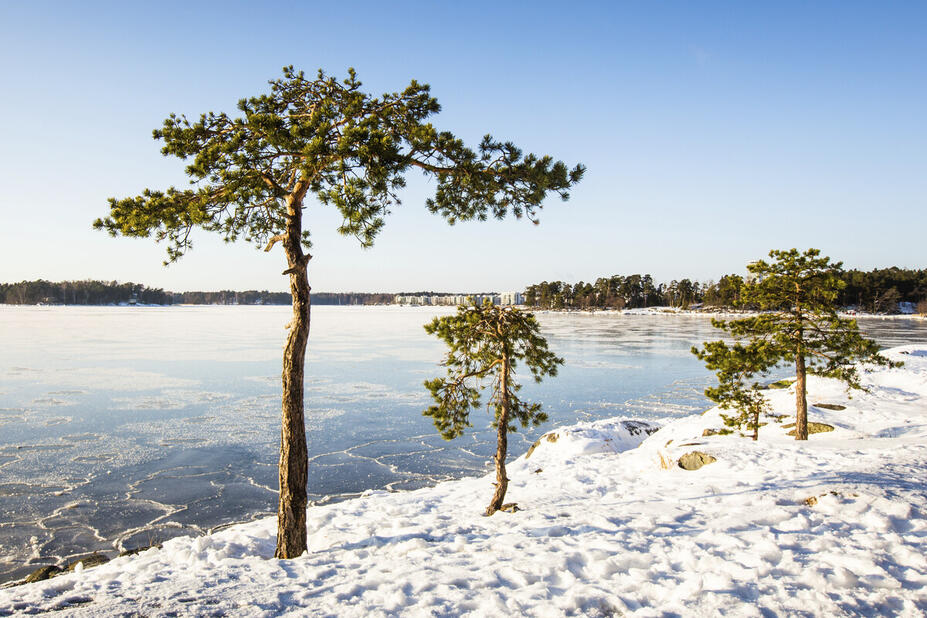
left=2, top=345, right=926, bottom=615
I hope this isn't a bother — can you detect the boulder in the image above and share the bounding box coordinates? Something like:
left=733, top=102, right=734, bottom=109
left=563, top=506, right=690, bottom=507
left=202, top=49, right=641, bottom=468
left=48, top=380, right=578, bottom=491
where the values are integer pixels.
left=66, top=552, right=110, bottom=572
left=24, top=564, right=62, bottom=583
left=784, top=422, right=834, bottom=436
left=622, top=421, right=659, bottom=437
left=678, top=451, right=717, bottom=471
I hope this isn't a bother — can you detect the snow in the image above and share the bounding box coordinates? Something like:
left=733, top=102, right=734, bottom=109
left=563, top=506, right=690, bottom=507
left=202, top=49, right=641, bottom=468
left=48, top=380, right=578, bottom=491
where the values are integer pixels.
left=3, top=346, right=927, bottom=616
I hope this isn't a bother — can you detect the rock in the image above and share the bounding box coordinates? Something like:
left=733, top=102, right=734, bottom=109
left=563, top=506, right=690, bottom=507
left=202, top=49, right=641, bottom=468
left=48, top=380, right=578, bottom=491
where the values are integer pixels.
left=622, top=421, right=659, bottom=437
left=702, top=428, right=720, bottom=437
left=678, top=451, right=717, bottom=471
left=785, top=422, right=834, bottom=436
left=24, top=564, right=62, bottom=583
left=525, top=440, right=540, bottom=458
left=525, top=432, right=559, bottom=459
left=66, top=552, right=110, bottom=572
left=814, top=403, right=846, bottom=411
left=119, top=543, right=162, bottom=557
left=804, top=490, right=857, bottom=506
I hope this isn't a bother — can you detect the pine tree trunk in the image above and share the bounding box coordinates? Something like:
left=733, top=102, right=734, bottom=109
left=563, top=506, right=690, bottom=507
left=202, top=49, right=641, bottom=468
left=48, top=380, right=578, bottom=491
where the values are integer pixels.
left=794, top=352, right=808, bottom=441
left=275, top=194, right=311, bottom=558
left=486, top=353, right=510, bottom=516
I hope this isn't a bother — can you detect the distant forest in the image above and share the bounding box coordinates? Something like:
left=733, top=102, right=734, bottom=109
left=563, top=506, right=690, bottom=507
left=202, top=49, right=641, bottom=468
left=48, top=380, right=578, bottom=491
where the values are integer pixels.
left=3, top=267, right=927, bottom=313
left=525, top=267, right=927, bottom=313
left=0, top=280, right=393, bottom=306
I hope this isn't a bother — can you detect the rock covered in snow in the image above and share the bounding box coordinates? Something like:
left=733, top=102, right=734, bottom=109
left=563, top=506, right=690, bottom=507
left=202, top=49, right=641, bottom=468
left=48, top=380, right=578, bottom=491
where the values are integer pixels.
left=519, top=418, right=661, bottom=465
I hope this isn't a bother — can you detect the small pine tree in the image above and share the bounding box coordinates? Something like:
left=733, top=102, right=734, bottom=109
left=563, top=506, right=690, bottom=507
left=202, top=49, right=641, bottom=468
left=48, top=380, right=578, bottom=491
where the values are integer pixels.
left=694, top=249, right=900, bottom=440
left=693, top=340, right=774, bottom=440
left=424, top=300, right=563, bottom=515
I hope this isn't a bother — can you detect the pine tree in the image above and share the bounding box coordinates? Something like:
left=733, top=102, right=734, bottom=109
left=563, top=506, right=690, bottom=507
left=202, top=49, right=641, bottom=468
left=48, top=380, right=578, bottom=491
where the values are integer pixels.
left=694, top=249, right=900, bottom=441
left=692, top=340, right=774, bottom=440
left=94, top=67, right=584, bottom=557
left=424, top=300, right=563, bottom=515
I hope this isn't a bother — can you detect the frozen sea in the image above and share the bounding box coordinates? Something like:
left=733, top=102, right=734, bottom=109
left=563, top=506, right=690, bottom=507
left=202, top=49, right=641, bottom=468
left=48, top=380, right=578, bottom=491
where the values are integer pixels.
left=1, top=305, right=925, bottom=583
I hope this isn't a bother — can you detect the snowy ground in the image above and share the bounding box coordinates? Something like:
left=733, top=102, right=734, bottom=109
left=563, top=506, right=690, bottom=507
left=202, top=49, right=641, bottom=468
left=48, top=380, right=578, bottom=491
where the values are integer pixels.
left=2, top=346, right=927, bottom=616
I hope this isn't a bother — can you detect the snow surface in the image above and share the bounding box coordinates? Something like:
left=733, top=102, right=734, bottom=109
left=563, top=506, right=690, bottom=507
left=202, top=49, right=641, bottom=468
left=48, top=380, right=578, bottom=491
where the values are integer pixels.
left=2, top=346, right=927, bottom=616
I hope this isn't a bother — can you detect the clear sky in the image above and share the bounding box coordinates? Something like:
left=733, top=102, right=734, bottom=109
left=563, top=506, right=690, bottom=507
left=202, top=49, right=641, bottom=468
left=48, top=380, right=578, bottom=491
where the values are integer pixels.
left=1, top=1, right=924, bottom=293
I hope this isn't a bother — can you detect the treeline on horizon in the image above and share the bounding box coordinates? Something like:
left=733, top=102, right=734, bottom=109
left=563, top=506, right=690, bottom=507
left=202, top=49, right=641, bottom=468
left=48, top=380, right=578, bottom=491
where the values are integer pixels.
left=525, top=267, right=927, bottom=313
left=4, top=267, right=927, bottom=313
left=0, top=280, right=393, bottom=306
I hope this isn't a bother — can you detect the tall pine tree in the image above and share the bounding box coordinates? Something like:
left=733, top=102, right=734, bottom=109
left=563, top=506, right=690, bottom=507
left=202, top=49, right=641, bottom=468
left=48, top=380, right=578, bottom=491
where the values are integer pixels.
left=424, top=301, right=562, bottom=515
left=95, top=67, right=584, bottom=557
left=694, top=249, right=899, bottom=440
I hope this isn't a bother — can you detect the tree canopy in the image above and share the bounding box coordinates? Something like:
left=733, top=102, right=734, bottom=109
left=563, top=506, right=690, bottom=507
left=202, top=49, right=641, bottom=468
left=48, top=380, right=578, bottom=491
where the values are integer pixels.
left=424, top=301, right=562, bottom=438
left=94, top=67, right=584, bottom=262
left=693, top=339, right=774, bottom=440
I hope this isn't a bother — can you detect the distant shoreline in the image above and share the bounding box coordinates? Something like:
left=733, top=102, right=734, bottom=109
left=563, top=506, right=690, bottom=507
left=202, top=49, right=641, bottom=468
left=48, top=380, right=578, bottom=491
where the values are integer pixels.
left=530, top=306, right=927, bottom=320
left=2, top=303, right=923, bottom=321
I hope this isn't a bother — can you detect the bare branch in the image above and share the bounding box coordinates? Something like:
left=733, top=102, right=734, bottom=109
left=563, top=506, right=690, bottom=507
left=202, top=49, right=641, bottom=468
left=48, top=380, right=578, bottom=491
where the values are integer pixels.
left=264, top=234, right=287, bottom=252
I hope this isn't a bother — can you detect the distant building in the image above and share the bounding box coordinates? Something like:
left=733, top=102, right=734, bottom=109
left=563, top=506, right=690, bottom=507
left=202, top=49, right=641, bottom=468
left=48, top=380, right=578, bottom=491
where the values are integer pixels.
left=392, top=292, right=522, bottom=307
left=394, top=295, right=434, bottom=306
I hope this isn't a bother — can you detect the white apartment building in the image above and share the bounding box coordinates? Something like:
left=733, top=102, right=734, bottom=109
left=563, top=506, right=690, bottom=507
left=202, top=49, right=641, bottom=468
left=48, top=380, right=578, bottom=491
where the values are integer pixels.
left=393, top=292, right=523, bottom=306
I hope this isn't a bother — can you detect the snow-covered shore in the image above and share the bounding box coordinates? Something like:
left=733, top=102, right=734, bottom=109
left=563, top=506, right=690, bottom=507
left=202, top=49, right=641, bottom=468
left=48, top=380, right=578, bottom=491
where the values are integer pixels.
left=3, top=347, right=927, bottom=616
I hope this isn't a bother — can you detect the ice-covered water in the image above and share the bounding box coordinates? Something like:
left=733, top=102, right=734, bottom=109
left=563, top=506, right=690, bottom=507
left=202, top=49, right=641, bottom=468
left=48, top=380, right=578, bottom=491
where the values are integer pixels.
left=1, top=305, right=925, bottom=583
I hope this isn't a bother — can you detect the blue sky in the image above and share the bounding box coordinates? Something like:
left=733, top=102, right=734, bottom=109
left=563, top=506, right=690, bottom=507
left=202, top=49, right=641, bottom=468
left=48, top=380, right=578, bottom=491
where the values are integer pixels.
left=1, top=1, right=924, bottom=292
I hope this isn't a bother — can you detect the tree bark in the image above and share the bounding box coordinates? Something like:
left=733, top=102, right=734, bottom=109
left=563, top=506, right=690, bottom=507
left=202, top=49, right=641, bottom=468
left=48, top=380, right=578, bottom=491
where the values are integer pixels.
left=275, top=191, right=311, bottom=558
left=794, top=352, right=808, bottom=441
left=486, top=352, right=510, bottom=516
left=794, top=292, right=809, bottom=441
